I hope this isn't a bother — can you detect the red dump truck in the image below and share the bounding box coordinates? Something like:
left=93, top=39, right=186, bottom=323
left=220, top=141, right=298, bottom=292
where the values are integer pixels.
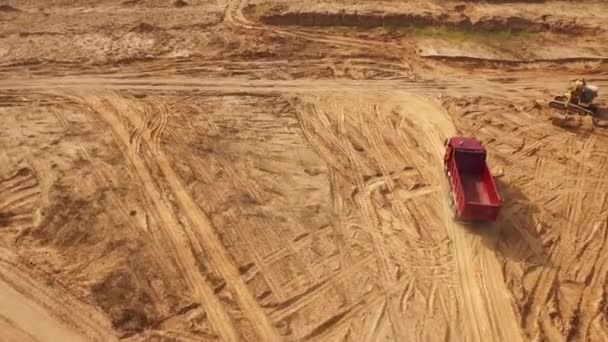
left=443, top=137, right=502, bottom=222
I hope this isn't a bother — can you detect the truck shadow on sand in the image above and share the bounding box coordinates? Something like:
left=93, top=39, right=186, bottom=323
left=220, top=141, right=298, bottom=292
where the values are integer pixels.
left=457, top=177, right=554, bottom=268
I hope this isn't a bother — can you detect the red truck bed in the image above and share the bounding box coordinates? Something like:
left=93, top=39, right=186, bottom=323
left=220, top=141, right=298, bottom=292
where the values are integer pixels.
left=461, top=173, right=489, bottom=204
left=444, top=137, right=501, bottom=222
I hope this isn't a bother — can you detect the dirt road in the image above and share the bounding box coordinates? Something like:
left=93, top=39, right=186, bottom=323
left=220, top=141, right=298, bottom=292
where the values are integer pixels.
left=0, top=278, right=87, bottom=342
left=2, top=0, right=608, bottom=341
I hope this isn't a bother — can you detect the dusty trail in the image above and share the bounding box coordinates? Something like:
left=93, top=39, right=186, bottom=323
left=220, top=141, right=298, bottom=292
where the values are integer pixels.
left=0, top=71, right=559, bottom=341
left=70, top=95, right=242, bottom=342
left=224, top=0, right=401, bottom=52
left=0, top=251, right=117, bottom=342
left=291, top=91, right=523, bottom=341
left=71, top=94, right=278, bottom=342
left=5, top=74, right=608, bottom=99
left=408, top=98, right=522, bottom=341
left=443, top=216, right=524, bottom=342
left=4, top=0, right=608, bottom=340
left=407, top=95, right=524, bottom=342
left=0, top=71, right=600, bottom=342
left=0, top=278, right=87, bottom=342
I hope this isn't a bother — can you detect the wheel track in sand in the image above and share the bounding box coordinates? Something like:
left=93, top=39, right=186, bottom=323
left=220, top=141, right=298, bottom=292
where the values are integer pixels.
left=0, top=252, right=117, bottom=342
left=411, top=96, right=524, bottom=342
left=150, top=136, right=281, bottom=342
left=0, top=315, right=38, bottom=342
left=47, top=102, right=190, bottom=300
left=294, top=94, right=458, bottom=340
left=3, top=80, right=529, bottom=341
left=78, top=94, right=283, bottom=342
left=128, top=101, right=147, bottom=155
left=523, top=134, right=597, bottom=337
left=225, top=0, right=377, bottom=50
left=291, top=92, right=526, bottom=341
left=0, top=167, right=40, bottom=229
left=0, top=57, right=414, bottom=82
left=72, top=94, right=243, bottom=342
left=146, top=97, right=169, bottom=154
left=163, top=97, right=389, bottom=339
left=298, top=103, right=391, bottom=271
left=441, top=167, right=520, bottom=342
left=0, top=75, right=561, bottom=101
left=0, top=165, right=115, bottom=341
left=223, top=0, right=414, bottom=77
left=355, top=102, right=418, bottom=340
left=165, top=100, right=325, bottom=304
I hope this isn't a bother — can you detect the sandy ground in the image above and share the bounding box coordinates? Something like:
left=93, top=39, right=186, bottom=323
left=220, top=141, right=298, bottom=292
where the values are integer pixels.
left=2, top=0, right=608, bottom=341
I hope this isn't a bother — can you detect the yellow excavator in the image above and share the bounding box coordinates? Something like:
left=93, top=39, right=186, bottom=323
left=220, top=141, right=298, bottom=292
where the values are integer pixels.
left=549, top=78, right=598, bottom=115
left=548, top=78, right=606, bottom=127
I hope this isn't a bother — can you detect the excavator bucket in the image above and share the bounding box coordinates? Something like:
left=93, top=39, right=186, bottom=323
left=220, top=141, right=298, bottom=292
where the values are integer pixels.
left=548, top=80, right=605, bottom=128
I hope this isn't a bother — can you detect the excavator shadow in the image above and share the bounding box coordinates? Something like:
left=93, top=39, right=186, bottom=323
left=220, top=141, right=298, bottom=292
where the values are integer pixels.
left=459, top=178, right=554, bottom=268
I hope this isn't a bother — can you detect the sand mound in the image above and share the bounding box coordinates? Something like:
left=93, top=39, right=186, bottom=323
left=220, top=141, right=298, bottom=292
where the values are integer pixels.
left=0, top=5, right=19, bottom=12
left=173, top=0, right=189, bottom=8
left=129, top=22, right=161, bottom=33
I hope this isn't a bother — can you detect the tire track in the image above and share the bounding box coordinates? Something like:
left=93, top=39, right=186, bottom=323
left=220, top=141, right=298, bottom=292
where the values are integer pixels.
left=447, top=197, right=524, bottom=342
left=183, top=155, right=289, bottom=302
left=295, top=94, right=458, bottom=340
left=0, top=167, right=40, bottom=230
left=362, top=106, right=396, bottom=190
left=0, top=69, right=576, bottom=340
left=165, top=100, right=319, bottom=306
left=327, top=167, right=351, bottom=301
left=5, top=72, right=607, bottom=100
left=151, top=140, right=282, bottom=342
left=524, top=134, right=596, bottom=334
left=129, top=106, right=146, bottom=155
left=0, top=190, right=39, bottom=213
left=89, top=94, right=282, bottom=342
left=294, top=108, right=357, bottom=184
left=0, top=253, right=117, bottom=342
left=73, top=94, right=242, bottom=342
left=523, top=135, right=597, bottom=338
left=147, top=97, right=169, bottom=154
left=226, top=0, right=405, bottom=53
left=297, top=93, right=472, bottom=339
left=561, top=135, right=604, bottom=339
left=0, top=277, right=89, bottom=342
left=413, top=96, right=524, bottom=342
left=0, top=315, right=38, bottom=342
left=0, top=76, right=487, bottom=98
left=49, top=99, right=186, bottom=296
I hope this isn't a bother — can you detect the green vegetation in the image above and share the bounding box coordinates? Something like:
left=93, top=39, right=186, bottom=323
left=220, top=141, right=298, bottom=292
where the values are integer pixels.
left=385, top=25, right=539, bottom=41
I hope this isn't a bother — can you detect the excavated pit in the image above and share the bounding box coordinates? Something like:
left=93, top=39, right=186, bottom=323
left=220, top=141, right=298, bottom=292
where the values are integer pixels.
left=245, top=4, right=593, bottom=35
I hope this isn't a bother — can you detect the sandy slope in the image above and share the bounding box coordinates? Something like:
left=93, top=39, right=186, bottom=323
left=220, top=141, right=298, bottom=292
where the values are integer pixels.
left=2, top=0, right=608, bottom=341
